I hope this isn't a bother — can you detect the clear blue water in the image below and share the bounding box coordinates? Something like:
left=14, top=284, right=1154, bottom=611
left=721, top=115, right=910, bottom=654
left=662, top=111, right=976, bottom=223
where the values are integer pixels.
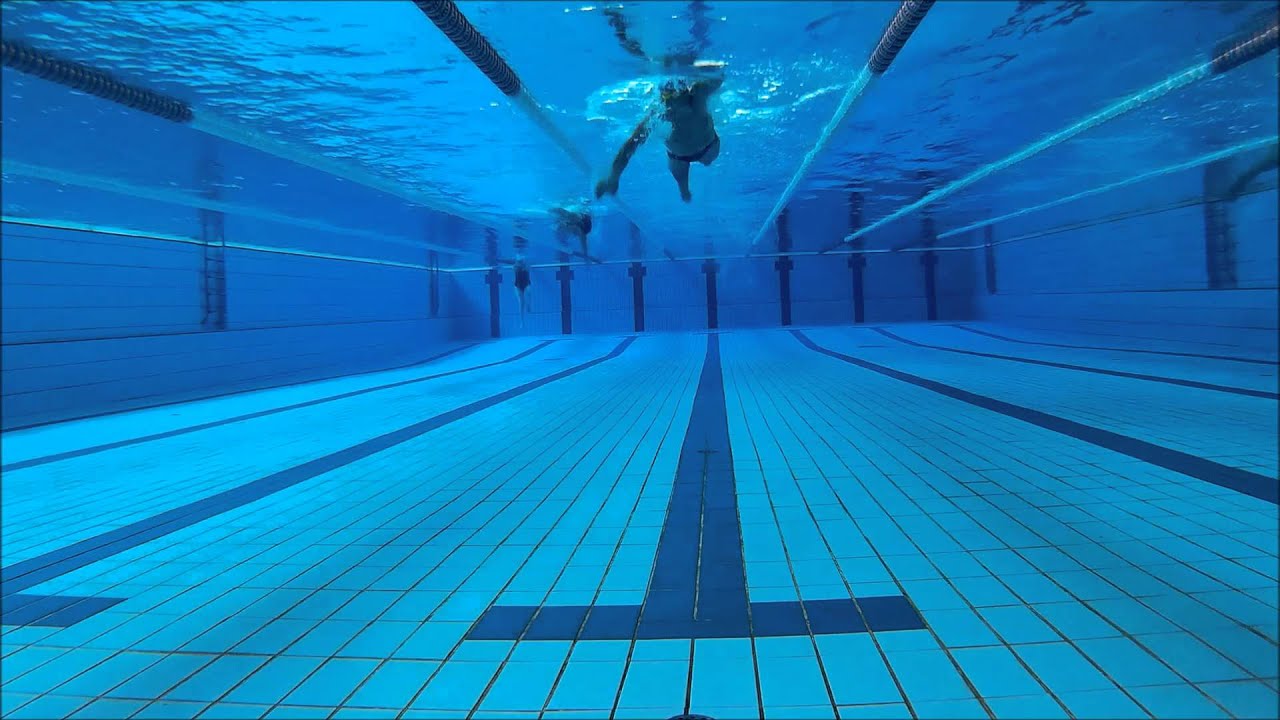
left=2, top=2, right=1278, bottom=719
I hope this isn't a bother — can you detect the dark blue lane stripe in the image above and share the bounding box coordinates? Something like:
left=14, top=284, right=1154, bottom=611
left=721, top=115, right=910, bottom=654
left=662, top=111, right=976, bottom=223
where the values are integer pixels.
left=875, top=328, right=1277, bottom=400
left=0, top=337, right=636, bottom=600
left=794, top=331, right=1278, bottom=505
left=954, top=324, right=1278, bottom=367
left=2, top=341, right=553, bottom=473
left=464, top=335, right=926, bottom=641
left=642, top=333, right=748, bottom=638
left=2, top=594, right=125, bottom=627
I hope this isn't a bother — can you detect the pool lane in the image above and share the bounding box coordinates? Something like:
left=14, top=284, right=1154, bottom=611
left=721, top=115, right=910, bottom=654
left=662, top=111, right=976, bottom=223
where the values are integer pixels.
left=4, top=328, right=1276, bottom=720
left=2, top=334, right=701, bottom=717
left=873, top=327, right=1277, bottom=400
left=2, top=339, right=554, bottom=472
left=955, top=324, right=1278, bottom=367
left=732, top=331, right=1276, bottom=719
left=806, top=326, right=1278, bottom=484
left=2, top=337, right=638, bottom=626
left=465, top=335, right=923, bottom=642
left=927, top=325, right=1278, bottom=392
left=1, top=337, right=618, bottom=568
left=794, top=329, right=1275, bottom=505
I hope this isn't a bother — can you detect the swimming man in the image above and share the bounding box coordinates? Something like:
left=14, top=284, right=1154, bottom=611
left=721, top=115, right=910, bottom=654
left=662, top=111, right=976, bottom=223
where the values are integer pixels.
left=595, top=74, right=723, bottom=204
left=595, top=7, right=725, bottom=203
left=512, top=234, right=532, bottom=321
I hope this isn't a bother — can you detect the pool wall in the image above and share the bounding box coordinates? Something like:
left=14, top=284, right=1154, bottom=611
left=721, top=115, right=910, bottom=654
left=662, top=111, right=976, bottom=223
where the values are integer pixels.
left=974, top=162, right=1279, bottom=354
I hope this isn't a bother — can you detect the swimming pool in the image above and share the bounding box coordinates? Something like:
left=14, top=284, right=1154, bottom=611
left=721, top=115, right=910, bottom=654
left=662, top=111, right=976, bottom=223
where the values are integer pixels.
left=2, top=2, right=1278, bottom=718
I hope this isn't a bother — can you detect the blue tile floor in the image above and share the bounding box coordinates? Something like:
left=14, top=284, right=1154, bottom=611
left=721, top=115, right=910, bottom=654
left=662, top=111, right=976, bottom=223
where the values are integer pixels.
left=2, top=324, right=1277, bottom=719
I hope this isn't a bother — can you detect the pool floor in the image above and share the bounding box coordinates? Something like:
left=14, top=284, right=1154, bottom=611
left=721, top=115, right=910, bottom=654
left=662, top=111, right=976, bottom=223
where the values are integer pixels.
left=2, top=323, right=1277, bottom=719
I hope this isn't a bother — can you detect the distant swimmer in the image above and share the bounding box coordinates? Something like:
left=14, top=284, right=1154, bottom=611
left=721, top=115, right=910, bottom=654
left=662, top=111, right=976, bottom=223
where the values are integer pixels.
left=551, top=205, right=594, bottom=261
left=513, top=259, right=531, bottom=320
left=513, top=234, right=531, bottom=322
left=595, top=7, right=726, bottom=203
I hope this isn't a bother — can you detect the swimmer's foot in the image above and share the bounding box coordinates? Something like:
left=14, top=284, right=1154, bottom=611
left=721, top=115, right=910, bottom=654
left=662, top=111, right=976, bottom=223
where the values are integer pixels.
left=681, top=188, right=692, bottom=203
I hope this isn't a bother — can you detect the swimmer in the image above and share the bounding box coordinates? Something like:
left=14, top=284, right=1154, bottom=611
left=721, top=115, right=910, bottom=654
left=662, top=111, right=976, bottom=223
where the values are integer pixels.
left=513, top=235, right=531, bottom=323
left=595, top=7, right=725, bottom=203
left=595, top=73, right=723, bottom=204
left=513, top=259, right=531, bottom=321
left=551, top=206, right=594, bottom=261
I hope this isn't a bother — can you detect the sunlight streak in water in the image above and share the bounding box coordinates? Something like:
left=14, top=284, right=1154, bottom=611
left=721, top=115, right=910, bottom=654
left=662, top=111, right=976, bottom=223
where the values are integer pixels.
left=939, top=135, right=1280, bottom=240
left=748, top=64, right=874, bottom=250
left=845, top=61, right=1215, bottom=244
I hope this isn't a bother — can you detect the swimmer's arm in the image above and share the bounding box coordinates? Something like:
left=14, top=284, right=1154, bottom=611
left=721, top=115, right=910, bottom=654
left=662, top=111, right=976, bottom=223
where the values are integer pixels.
left=596, top=107, right=657, bottom=198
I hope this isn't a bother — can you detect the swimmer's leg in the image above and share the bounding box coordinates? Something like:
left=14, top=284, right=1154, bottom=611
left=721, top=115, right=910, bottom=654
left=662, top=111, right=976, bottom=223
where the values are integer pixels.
left=513, top=288, right=527, bottom=326
left=668, top=155, right=693, bottom=202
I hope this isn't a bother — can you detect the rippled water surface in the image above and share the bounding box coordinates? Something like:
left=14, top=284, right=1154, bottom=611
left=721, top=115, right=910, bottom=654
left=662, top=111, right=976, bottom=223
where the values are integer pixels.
left=2, top=0, right=1276, bottom=254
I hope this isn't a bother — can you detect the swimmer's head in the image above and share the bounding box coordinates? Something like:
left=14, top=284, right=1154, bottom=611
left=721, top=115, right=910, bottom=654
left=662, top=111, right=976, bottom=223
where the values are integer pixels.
left=661, top=79, right=690, bottom=102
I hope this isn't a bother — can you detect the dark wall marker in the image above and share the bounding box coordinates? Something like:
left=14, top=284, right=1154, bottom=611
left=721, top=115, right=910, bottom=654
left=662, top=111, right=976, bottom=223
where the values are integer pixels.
left=848, top=190, right=866, bottom=324
left=429, top=249, right=441, bottom=318
left=485, top=269, right=501, bottom=339
left=777, top=257, right=795, bottom=327
left=485, top=230, right=501, bottom=338
left=983, top=225, right=997, bottom=295
left=921, top=252, right=938, bottom=321
left=198, top=143, right=227, bottom=331
left=629, top=262, right=646, bottom=332
left=849, top=256, right=866, bottom=324
left=776, top=208, right=794, bottom=327
left=557, top=252, right=573, bottom=335
left=921, top=211, right=938, bottom=321
left=702, top=259, right=720, bottom=330
left=1204, top=160, right=1238, bottom=289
